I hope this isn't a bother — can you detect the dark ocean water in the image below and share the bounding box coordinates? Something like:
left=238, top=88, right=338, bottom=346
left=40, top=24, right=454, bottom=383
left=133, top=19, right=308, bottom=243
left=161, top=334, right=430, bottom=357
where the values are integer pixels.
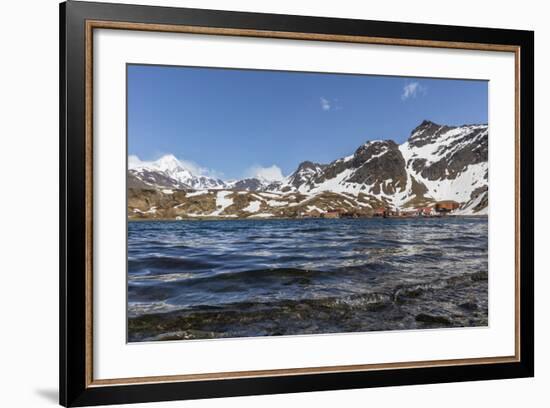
left=127, top=217, right=488, bottom=342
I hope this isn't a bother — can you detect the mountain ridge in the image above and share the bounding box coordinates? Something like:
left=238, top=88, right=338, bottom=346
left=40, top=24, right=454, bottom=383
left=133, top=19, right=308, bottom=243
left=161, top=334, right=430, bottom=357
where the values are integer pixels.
left=128, top=120, right=488, bottom=218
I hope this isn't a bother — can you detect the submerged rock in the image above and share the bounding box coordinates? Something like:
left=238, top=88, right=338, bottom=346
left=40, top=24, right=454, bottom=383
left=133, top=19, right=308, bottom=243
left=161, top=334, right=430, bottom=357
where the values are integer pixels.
left=459, top=301, right=478, bottom=311
left=415, top=313, right=452, bottom=325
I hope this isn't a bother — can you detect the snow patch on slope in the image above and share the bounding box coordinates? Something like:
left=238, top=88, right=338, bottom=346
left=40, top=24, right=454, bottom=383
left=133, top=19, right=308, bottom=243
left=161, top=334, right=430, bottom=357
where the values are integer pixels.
left=210, top=191, right=233, bottom=216
left=243, top=201, right=261, bottom=212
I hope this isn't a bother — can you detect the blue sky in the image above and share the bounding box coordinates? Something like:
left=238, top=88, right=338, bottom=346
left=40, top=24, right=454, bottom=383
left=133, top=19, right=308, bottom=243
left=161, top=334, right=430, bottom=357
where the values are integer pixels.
left=128, top=64, right=488, bottom=181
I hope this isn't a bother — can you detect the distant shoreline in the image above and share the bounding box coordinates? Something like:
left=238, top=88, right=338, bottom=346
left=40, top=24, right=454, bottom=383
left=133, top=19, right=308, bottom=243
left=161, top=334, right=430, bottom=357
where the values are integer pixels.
left=127, top=214, right=488, bottom=222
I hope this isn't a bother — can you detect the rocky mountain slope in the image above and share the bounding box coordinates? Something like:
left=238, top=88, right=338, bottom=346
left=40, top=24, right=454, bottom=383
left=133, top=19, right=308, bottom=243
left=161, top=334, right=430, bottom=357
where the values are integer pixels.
left=128, top=120, right=488, bottom=219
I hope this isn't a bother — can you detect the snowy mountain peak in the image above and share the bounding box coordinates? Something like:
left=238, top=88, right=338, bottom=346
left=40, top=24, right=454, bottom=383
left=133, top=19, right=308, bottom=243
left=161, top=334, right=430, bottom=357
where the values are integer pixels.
left=128, top=154, right=225, bottom=190
left=286, top=161, right=326, bottom=189
left=411, top=119, right=439, bottom=134
left=362, top=139, right=393, bottom=147
left=152, top=154, right=184, bottom=172
left=355, top=139, right=396, bottom=156
left=408, top=120, right=452, bottom=147
left=131, top=154, right=191, bottom=175
left=294, top=161, right=325, bottom=173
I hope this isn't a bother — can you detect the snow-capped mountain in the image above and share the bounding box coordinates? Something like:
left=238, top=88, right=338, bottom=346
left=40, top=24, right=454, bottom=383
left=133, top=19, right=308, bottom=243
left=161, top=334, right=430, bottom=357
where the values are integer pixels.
left=400, top=120, right=488, bottom=214
left=225, top=177, right=282, bottom=192
left=127, top=120, right=489, bottom=217
left=280, top=140, right=408, bottom=197
left=274, top=120, right=488, bottom=214
left=285, top=161, right=327, bottom=190
left=128, top=154, right=226, bottom=190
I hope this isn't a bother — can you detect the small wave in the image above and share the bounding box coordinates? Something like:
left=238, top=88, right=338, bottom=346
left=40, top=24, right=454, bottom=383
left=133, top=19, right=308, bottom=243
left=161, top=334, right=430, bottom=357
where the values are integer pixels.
left=130, top=272, right=196, bottom=283
left=393, top=271, right=487, bottom=302
left=449, top=245, right=487, bottom=252
left=393, top=253, right=442, bottom=264
left=128, top=256, right=217, bottom=272
left=361, top=261, right=398, bottom=273
left=181, top=267, right=331, bottom=287
left=331, top=292, right=393, bottom=308
left=293, top=227, right=331, bottom=233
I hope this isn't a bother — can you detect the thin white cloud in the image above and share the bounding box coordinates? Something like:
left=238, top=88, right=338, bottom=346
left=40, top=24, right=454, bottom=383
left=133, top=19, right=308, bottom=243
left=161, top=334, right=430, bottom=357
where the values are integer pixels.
left=401, top=82, right=427, bottom=101
left=320, top=97, right=343, bottom=112
left=246, top=165, right=285, bottom=182
left=320, top=97, right=331, bottom=111
left=181, top=159, right=223, bottom=178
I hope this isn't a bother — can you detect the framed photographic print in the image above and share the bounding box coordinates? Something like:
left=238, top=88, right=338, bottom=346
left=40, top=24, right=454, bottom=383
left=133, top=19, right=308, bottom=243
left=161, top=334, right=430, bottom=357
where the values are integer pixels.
left=59, top=1, right=534, bottom=406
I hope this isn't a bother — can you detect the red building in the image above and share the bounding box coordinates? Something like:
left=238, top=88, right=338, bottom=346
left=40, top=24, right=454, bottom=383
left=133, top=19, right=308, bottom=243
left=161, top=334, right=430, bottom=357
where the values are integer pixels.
left=373, top=208, right=386, bottom=217
left=435, top=200, right=459, bottom=213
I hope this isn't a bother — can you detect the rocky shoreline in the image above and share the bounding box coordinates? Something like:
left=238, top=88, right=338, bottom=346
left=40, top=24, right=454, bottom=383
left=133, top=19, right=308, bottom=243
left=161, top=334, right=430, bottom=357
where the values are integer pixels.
left=128, top=214, right=488, bottom=222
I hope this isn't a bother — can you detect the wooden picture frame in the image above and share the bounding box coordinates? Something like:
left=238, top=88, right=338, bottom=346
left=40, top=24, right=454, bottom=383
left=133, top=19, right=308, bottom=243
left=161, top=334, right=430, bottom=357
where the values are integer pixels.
left=60, top=1, right=534, bottom=406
